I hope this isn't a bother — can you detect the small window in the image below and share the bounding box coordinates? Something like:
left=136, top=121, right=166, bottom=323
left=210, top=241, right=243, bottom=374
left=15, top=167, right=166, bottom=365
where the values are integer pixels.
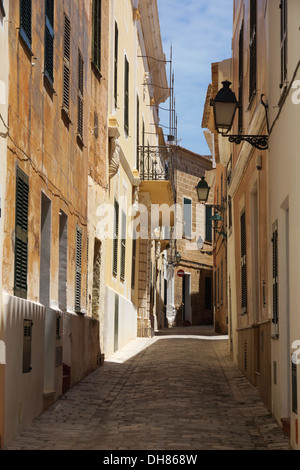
left=62, top=15, right=71, bottom=115
left=75, top=225, right=82, bottom=313
left=114, top=22, right=119, bottom=108
left=23, top=319, right=33, bottom=373
left=124, top=56, right=129, bottom=135
left=92, top=0, right=102, bottom=73
left=15, top=168, right=29, bottom=299
left=280, top=0, right=288, bottom=88
left=249, top=0, right=257, bottom=100
left=77, top=49, right=84, bottom=141
left=205, top=206, right=212, bottom=243
left=183, top=198, right=192, bottom=238
left=113, top=200, right=119, bottom=276
left=272, top=222, right=279, bottom=326
left=120, top=211, right=126, bottom=282
left=240, top=211, right=247, bottom=313
left=44, top=0, right=54, bottom=86
left=19, top=0, right=32, bottom=51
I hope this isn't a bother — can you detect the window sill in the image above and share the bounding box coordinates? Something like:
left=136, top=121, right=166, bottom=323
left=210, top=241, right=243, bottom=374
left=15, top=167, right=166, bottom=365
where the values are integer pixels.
left=91, top=61, right=102, bottom=80
left=44, top=73, right=55, bottom=97
left=76, top=134, right=84, bottom=149
left=61, top=107, right=72, bottom=126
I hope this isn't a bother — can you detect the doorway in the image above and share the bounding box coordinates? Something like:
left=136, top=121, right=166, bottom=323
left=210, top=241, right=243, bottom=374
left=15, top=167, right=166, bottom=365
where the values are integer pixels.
left=182, top=274, right=192, bottom=324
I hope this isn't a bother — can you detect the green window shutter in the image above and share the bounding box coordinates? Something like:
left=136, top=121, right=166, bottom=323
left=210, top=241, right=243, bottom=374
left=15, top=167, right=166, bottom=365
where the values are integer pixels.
left=114, top=22, right=118, bottom=108
left=62, top=15, right=71, bottom=113
left=205, top=206, right=212, bottom=242
left=120, top=211, right=126, bottom=282
left=113, top=200, right=119, bottom=276
left=20, top=0, right=32, bottom=50
left=92, top=0, right=102, bottom=72
left=272, top=223, right=279, bottom=325
left=124, top=56, right=129, bottom=135
left=14, top=168, right=29, bottom=299
left=77, top=49, right=84, bottom=139
left=75, top=225, right=82, bottom=313
left=240, top=211, right=247, bottom=313
left=23, top=319, right=33, bottom=373
left=44, top=0, right=54, bottom=85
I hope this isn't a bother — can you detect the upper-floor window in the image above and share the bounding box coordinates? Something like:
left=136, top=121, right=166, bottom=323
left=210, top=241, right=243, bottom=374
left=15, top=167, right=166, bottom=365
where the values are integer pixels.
left=249, top=0, right=257, bottom=100
left=114, top=22, right=119, bottom=108
left=77, top=49, right=84, bottom=141
left=238, top=22, right=244, bottom=133
left=15, top=168, right=29, bottom=299
left=124, top=56, right=129, bottom=135
left=183, top=197, right=192, bottom=239
left=62, top=14, right=71, bottom=116
left=20, top=0, right=32, bottom=51
left=280, top=0, right=287, bottom=88
left=44, top=0, right=54, bottom=86
left=92, top=0, right=102, bottom=73
left=205, top=206, right=212, bottom=243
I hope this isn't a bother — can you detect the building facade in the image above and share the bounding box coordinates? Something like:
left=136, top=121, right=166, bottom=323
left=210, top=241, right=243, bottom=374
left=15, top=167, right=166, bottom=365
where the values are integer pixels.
left=172, top=146, right=213, bottom=327
left=0, top=0, right=9, bottom=448
left=227, top=0, right=271, bottom=409
left=268, top=0, right=300, bottom=448
left=1, top=0, right=102, bottom=446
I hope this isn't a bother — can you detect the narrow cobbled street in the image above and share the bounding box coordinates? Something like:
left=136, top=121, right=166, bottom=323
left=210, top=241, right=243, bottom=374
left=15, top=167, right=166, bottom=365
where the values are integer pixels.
left=4, top=327, right=290, bottom=451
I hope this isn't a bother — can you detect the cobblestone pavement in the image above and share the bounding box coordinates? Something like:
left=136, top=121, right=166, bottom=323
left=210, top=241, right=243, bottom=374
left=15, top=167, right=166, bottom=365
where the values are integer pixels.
left=4, top=327, right=291, bottom=451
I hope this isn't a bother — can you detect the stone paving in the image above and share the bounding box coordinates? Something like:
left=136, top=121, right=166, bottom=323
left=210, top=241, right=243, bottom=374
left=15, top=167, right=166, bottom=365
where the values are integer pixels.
left=3, top=326, right=291, bottom=451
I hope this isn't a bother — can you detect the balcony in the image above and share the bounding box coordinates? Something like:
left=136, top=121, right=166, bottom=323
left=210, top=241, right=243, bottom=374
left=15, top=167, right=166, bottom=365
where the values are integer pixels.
left=137, top=146, right=175, bottom=208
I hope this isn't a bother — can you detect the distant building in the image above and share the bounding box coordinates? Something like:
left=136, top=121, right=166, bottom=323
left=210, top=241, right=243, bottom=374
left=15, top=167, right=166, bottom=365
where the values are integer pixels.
left=172, top=146, right=213, bottom=327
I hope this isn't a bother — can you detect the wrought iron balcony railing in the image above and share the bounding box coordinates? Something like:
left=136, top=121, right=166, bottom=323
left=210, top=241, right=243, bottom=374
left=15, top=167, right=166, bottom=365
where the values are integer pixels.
left=137, top=145, right=173, bottom=181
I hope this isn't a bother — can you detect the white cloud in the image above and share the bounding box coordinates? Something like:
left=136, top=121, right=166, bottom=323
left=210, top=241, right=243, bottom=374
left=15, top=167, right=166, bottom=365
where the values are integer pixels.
left=157, top=0, right=233, bottom=155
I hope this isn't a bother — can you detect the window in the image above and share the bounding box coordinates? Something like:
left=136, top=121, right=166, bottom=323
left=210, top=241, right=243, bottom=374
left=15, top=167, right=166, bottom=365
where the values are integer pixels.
left=77, top=49, right=84, bottom=141
left=19, top=0, right=32, bottom=51
left=120, top=211, right=126, bottom=282
left=228, top=196, right=232, bottom=230
left=62, top=15, right=71, bottom=114
left=92, top=0, right=102, bottom=72
left=217, top=266, right=220, bottom=307
left=183, top=198, right=192, bottom=238
left=214, top=271, right=216, bottom=307
left=44, top=0, right=54, bottom=85
left=205, top=206, right=212, bottom=243
left=238, top=22, right=244, bottom=134
left=240, top=210, right=247, bottom=313
left=114, top=22, right=118, bottom=108
left=113, top=199, right=119, bottom=276
left=23, top=319, right=33, bottom=373
left=292, top=362, right=298, bottom=414
left=280, top=0, right=287, bottom=88
left=249, top=0, right=257, bottom=100
left=272, top=222, right=279, bottom=326
left=0, top=0, right=6, bottom=17
left=131, top=231, right=136, bottom=289
left=136, top=94, right=140, bottom=167
left=14, top=168, right=29, bottom=299
left=75, top=225, right=82, bottom=313
left=124, top=56, right=129, bottom=135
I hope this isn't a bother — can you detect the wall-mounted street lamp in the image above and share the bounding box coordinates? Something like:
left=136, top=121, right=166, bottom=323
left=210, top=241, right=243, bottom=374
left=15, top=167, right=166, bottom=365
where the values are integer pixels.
left=196, top=177, right=226, bottom=212
left=210, top=80, right=268, bottom=151
left=174, top=251, right=181, bottom=266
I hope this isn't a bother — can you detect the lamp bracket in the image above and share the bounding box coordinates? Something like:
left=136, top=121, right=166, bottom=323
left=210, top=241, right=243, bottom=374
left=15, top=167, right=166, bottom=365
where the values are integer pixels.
left=225, top=134, right=269, bottom=150
left=205, top=203, right=226, bottom=213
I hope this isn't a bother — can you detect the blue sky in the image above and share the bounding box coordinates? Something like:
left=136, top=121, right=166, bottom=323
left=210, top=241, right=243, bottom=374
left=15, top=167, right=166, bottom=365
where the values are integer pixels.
left=157, top=0, right=233, bottom=156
